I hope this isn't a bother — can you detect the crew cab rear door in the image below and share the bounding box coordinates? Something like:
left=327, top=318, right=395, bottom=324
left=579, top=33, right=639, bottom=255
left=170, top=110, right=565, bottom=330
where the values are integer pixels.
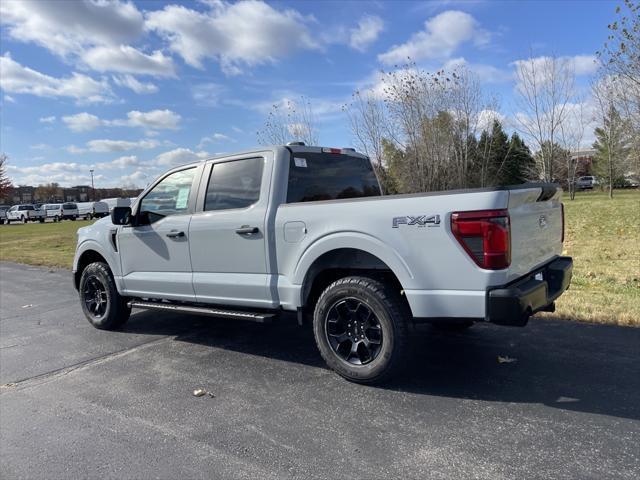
left=188, top=153, right=275, bottom=308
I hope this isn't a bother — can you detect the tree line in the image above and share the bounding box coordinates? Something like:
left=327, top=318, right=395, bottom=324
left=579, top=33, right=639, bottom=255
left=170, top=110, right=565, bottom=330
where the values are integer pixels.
left=258, top=1, right=639, bottom=199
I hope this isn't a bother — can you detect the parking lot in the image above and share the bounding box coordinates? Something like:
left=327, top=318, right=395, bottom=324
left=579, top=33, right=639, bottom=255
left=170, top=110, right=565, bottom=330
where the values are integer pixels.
left=1, top=261, right=639, bottom=479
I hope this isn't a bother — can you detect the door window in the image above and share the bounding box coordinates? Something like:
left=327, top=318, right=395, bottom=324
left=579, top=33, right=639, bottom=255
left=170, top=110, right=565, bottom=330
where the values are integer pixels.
left=139, top=168, right=196, bottom=223
left=204, top=158, right=263, bottom=211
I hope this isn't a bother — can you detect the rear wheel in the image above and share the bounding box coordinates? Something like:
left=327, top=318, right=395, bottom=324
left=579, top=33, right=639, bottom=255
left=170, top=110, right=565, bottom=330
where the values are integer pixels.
left=39, top=218, right=45, bottom=223
left=79, top=262, right=130, bottom=330
left=88, top=213, right=93, bottom=220
left=54, top=215, right=60, bottom=222
left=21, top=216, right=27, bottom=224
left=313, top=276, right=410, bottom=384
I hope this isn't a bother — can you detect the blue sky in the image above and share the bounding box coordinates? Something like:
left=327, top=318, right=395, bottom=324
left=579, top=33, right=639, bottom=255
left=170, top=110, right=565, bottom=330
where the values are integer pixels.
left=0, top=0, right=616, bottom=188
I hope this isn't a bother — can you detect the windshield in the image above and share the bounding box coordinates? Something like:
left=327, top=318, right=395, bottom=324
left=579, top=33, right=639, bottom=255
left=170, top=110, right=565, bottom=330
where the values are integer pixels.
left=286, top=152, right=381, bottom=203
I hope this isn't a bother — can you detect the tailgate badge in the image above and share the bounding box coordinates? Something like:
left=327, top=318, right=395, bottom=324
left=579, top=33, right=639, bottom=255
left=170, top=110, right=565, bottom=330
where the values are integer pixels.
left=538, top=215, right=548, bottom=228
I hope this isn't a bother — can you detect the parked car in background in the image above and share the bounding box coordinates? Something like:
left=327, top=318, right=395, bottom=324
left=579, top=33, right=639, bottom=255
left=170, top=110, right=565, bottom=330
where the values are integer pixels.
left=0, top=205, right=9, bottom=225
left=576, top=176, right=597, bottom=190
left=42, top=203, right=79, bottom=221
left=6, top=204, right=44, bottom=223
left=77, top=201, right=109, bottom=220
left=102, top=197, right=131, bottom=212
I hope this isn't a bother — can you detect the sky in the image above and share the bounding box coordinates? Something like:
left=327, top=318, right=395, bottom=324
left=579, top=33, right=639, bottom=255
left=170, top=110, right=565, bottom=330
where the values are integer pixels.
left=0, top=0, right=617, bottom=189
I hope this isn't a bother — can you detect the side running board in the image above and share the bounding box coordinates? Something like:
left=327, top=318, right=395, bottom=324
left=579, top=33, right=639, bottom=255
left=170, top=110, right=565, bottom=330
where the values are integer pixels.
left=127, top=300, right=275, bottom=323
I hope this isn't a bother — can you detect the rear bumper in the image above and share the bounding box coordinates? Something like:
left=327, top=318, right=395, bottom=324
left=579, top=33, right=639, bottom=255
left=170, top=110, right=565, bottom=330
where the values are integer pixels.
left=486, top=256, right=573, bottom=326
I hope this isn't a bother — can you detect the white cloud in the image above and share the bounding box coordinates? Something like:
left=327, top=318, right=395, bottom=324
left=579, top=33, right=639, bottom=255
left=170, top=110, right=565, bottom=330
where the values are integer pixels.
left=0, top=0, right=144, bottom=58
left=512, top=54, right=598, bottom=87
left=378, top=10, right=489, bottom=65
left=66, top=145, right=87, bottom=154
left=95, top=155, right=140, bottom=170
left=82, top=45, right=175, bottom=77
left=477, top=109, right=506, bottom=132
left=349, top=15, right=384, bottom=52
left=87, top=139, right=161, bottom=153
left=192, top=83, right=225, bottom=106
left=39, top=115, right=56, bottom=123
left=198, top=132, right=234, bottom=149
left=62, top=112, right=103, bottom=132
left=120, top=169, right=151, bottom=188
left=146, top=1, right=318, bottom=75
left=0, top=53, right=113, bottom=103
left=113, top=74, right=158, bottom=94
left=443, top=57, right=512, bottom=83
left=122, top=110, right=180, bottom=130
left=62, top=109, right=181, bottom=132
left=153, top=148, right=210, bottom=167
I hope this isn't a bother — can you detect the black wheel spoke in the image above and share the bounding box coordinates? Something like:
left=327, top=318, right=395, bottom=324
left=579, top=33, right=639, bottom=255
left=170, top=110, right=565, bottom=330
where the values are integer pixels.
left=325, top=297, right=383, bottom=366
left=83, top=275, right=108, bottom=319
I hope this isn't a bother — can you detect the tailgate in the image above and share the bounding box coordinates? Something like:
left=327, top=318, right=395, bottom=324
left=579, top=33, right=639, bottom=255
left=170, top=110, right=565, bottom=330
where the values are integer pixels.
left=507, top=185, right=563, bottom=280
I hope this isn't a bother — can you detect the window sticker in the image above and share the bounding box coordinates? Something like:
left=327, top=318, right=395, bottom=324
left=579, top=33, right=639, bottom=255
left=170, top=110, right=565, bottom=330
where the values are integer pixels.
left=294, top=157, right=307, bottom=168
left=175, top=187, right=190, bottom=209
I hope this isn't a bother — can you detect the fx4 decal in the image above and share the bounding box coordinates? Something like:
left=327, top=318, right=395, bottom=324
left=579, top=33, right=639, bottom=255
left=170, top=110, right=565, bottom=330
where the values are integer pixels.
left=392, top=215, right=441, bottom=228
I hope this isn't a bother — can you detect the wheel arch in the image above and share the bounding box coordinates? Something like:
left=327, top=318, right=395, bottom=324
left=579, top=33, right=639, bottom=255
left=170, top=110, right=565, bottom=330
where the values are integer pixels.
left=299, top=247, right=411, bottom=315
left=73, top=244, right=117, bottom=290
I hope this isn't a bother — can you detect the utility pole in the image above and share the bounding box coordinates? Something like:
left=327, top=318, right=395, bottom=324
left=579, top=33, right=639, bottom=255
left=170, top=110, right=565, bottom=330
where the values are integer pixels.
left=90, top=169, right=95, bottom=201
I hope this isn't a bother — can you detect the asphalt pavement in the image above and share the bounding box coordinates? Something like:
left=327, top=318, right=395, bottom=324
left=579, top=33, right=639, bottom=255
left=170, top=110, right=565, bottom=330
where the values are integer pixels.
left=1, top=261, right=639, bottom=479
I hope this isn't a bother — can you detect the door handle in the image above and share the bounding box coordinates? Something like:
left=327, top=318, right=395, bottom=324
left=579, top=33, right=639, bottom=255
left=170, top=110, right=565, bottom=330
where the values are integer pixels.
left=166, top=230, right=185, bottom=238
left=235, top=226, right=259, bottom=235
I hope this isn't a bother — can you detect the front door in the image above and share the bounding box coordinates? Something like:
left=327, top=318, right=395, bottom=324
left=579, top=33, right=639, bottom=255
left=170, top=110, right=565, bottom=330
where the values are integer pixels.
left=188, top=155, right=274, bottom=308
left=119, top=166, right=199, bottom=301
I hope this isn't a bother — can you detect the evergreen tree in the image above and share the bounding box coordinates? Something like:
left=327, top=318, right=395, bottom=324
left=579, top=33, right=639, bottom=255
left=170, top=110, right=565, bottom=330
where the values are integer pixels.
left=501, top=133, right=536, bottom=185
left=475, top=120, right=510, bottom=186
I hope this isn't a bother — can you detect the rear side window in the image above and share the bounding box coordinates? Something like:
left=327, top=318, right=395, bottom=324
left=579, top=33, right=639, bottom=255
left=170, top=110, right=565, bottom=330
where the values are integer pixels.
left=63, top=203, right=77, bottom=209
left=204, top=157, right=264, bottom=211
left=19, top=205, right=35, bottom=211
left=286, top=153, right=381, bottom=203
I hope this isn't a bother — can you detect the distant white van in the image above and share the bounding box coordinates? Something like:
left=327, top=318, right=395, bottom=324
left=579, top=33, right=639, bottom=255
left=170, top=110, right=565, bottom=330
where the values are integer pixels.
left=77, top=201, right=109, bottom=220
left=101, top=197, right=131, bottom=212
left=42, top=203, right=79, bottom=221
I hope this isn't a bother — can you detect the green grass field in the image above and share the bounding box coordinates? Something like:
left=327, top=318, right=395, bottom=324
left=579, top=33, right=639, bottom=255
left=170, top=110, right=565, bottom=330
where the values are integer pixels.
left=1, top=190, right=638, bottom=326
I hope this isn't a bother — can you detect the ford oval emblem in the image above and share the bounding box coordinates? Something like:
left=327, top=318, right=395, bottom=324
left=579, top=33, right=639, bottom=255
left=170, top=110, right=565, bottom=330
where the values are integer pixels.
left=538, top=215, right=548, bottom=228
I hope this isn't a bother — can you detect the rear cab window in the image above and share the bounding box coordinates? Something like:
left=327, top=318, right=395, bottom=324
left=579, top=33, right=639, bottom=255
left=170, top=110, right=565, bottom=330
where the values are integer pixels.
left=286, top=152, right=381, bottom=203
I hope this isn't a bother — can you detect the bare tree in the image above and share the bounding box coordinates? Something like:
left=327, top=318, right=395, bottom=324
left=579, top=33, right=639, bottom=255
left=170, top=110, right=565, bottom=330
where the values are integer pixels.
left=257, top=96, right=319, bottom=146
left=514, top=54, right=576, bottom=182
left=344, top=90, right=388, bottom=168
left=559, top=100, right=589, bottom=199
left=0, top=153, right=13, bottom=201
left=591, top=75, right=632, bottom=198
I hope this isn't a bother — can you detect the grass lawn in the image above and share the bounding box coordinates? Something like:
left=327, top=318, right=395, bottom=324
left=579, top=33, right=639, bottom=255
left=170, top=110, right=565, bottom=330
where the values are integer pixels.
left=542, top=189, right=640, bottom=327
left=0, top=219, right=94, bottom=269
left=1, top=190, right=638, bottom=326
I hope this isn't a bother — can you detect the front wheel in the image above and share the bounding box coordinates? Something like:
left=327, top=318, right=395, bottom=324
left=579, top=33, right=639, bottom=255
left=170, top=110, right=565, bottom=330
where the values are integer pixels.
left=22, top=216, right=27, bottom=224
left=313, top=276, right=410, bottom=384
left=79, top=262, right=131, bottom=330
left=54, top=215, right=60, bottom=222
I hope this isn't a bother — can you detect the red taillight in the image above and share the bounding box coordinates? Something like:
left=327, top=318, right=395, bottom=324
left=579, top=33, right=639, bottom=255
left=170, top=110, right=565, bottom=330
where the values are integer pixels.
left=561, top=203, right=565, bottom=243
left=451, top=209, right=511, bottom=270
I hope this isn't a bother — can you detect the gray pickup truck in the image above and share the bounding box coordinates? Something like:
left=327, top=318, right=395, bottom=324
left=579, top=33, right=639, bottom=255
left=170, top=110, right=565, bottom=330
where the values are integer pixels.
left=73, top=144, right=572, bottom=383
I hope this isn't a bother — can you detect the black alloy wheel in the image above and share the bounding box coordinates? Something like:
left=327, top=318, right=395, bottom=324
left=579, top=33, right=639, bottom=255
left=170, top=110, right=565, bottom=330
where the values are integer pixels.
left=83, top=275, right=108, bottom=319
left=325, top=298, right=383, bottom=365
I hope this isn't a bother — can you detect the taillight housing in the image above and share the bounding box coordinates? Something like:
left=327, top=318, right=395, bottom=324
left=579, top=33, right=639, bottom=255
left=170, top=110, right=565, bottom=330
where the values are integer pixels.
left=451, top=209, right=511, bottom=270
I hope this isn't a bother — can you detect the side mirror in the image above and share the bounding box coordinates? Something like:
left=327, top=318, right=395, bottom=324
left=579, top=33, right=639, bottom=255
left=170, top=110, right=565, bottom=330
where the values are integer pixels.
left=111, top=206, right=132, bottom=225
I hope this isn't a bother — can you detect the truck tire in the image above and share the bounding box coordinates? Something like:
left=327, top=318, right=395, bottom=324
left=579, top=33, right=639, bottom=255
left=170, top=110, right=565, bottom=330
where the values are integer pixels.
left=313, top=276, right=410, bottom=384
left=88, top=213, right=93, bottom=220
left=39, top=218, right=45, bottom=223
left=21, top=216, right=27, bottom=224
left=79, top=262, right=131, bottom=330
left=54, top=215, right=60, bottom=222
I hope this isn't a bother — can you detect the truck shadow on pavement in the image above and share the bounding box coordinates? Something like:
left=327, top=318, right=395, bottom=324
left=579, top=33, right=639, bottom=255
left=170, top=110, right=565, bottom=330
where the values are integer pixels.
left=121, top=311, right=640, bottom=422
